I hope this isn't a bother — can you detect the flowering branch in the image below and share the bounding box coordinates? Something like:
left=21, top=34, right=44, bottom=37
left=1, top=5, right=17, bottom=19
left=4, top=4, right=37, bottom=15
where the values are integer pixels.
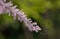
left=0, top=0, right=41, bottom=32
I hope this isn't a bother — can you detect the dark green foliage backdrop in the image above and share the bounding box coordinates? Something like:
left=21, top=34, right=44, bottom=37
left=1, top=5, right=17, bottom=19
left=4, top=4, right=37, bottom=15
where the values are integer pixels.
left=0, top=0, right=60, bottom=39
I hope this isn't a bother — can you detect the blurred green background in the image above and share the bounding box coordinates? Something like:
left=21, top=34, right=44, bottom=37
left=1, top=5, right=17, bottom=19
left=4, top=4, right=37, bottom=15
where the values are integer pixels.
left=0, top=0, right=60, bottom=39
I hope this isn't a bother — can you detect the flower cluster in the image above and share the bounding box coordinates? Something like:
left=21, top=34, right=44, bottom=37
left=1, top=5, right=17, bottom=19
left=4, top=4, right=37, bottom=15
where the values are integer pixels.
left=0, top=0, right=41, bottom=32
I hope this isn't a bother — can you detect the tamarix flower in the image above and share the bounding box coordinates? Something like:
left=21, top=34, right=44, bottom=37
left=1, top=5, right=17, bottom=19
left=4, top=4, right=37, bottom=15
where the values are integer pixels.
left=0, top=0, right=41, bottom=32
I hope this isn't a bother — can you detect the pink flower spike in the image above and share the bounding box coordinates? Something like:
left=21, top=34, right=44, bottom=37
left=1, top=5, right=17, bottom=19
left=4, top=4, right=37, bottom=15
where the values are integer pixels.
left=0, top=0, right=41, bottom=32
